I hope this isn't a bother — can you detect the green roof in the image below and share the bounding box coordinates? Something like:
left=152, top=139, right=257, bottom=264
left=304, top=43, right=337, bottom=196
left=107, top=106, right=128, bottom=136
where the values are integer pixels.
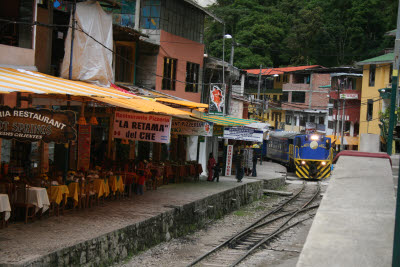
left=357, top=53, right=394, bottom=65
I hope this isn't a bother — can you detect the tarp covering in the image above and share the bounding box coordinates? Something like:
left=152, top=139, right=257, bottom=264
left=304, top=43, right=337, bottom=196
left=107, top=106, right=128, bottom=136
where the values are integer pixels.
left=61, top=1, right=113, bottom=87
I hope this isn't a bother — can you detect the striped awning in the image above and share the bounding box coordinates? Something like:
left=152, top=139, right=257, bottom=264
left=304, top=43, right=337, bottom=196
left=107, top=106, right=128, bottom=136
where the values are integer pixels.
left=199, top=114, right=259, bottom=126
left=0, top=67, right=195, bottom=117
left=155, top=98, right=209, bottom=109
left=0, top=67, right=133, bottom=98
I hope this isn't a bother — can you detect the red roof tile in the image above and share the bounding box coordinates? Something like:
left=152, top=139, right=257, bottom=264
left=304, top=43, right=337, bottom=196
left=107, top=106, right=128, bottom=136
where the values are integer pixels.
left=246, top=65, right=321, bottom=75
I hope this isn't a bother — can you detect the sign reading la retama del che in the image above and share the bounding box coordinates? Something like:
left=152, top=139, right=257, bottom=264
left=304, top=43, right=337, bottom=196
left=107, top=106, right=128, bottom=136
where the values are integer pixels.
left=0, top=106, right=76, bottom=143
left=113, top=111, right=172, bottom=143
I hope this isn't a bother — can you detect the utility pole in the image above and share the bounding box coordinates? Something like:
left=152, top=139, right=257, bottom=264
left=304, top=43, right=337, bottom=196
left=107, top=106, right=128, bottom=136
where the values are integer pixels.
left=257, top=65, right=262, bottom=119
left=392, top=1, right=400, bottom=265
left=340, top=99, right=346, bottom=151
left=335, top=100, right=341, bottom=150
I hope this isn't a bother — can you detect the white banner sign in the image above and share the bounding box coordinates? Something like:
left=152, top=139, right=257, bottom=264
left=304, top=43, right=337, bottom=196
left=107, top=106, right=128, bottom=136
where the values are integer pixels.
left=171, top=120, right=213, bottom=136
left=225, top=145, right=233, bottom=176
left=305, top=122, right=316, bottom=134
left=223, top=127, right=263, bottom=142
left=113, top=111, right=171, bottom=143
left=340, top=93, right=358, bottom=99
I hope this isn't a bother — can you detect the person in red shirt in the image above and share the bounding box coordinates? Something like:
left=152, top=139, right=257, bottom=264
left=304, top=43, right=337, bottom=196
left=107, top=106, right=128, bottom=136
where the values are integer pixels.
left=207, top=153, right=216, bottom=181
left=137, top=170, right=146, bottom=195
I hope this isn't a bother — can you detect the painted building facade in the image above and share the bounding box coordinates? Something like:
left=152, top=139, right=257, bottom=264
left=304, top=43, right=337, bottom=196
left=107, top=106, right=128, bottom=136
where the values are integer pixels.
left=357, top=53, right=393, bottom=137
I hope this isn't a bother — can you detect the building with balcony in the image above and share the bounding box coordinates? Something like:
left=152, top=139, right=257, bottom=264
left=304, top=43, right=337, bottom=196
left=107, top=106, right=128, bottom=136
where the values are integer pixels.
left=245, top=66, right=320, bottom=129
left=327, top=72, right=363, bottom=149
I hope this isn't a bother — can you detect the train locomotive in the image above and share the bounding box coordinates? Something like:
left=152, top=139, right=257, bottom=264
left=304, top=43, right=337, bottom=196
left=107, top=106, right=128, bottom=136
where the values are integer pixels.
left=266, top=131, right=333, bottom=179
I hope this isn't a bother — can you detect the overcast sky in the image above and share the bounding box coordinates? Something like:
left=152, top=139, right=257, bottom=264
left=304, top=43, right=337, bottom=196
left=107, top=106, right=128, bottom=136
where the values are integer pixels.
left=196, top=0, right=216, bottom=7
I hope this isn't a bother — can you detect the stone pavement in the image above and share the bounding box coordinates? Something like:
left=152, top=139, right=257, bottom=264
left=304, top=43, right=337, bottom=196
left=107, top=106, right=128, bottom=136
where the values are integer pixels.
left=250, top=161, right=287, bottom=189
left=297, top=155, right=395, bottom=267
left=0, top=176, right=261, bottom=266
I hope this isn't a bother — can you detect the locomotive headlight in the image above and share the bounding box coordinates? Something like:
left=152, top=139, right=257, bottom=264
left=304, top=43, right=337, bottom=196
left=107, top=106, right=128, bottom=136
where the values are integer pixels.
left=301, top=160, right=306, bottom=165
left=321, top=161, right=326, bottom=166
left=310, top=135, right=319, bottom=141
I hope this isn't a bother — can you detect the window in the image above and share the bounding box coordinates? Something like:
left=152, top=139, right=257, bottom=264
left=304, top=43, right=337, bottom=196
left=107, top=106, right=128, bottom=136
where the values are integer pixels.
left=319, top=117, right=325, bottom=125
left=273, top=95, right=278, bottom=101
left=300, top=116, right=306, bottom=126
left=292, top=92, right=306, bottom=103
left=369, top=64, right=376, bottom=87
left=286, top=115, right=292, bottom=124
left=283, top=75, right=289, bottom=83
left=367, top=99, right=373, bottom=121
left=266, top=113, right=269, bottom=120
left=0, top=0, right=34, bottom=49
left=141, top=0, right=160, bottom=29
left=115, top=43, right=134, bottom=83
left=185, top=62, right=200, bottom=92
left=162, top=58, right=177, bottom=90
left=276, top=75, right=281, bottom=82
left=309, top=116, right=315, bottom=123
left=281, top=92, right=288, bottom=102
left=328, top=121, right=334, bottom=129
left=329, top=108, right=333, bottom=116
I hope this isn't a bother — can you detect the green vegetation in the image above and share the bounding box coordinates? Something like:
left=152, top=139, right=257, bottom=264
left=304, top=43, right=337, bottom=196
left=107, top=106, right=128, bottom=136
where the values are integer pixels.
left=205, top=0, right=397, bottom=68
left=234, top=209, right=250, bottom=216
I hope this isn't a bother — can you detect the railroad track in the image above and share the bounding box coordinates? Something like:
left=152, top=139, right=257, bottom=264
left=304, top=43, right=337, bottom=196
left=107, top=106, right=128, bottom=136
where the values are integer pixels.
left=186, top=182, right=321, bottom=267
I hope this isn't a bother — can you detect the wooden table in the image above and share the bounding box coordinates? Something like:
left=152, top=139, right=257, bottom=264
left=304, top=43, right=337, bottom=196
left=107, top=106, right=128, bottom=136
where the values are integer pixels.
left=48, top=185, right=69, bottom=205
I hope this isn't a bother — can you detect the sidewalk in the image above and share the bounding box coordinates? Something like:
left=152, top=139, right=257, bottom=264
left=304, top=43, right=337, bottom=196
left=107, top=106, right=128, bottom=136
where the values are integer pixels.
left=0, top=177, right=262, bottom=266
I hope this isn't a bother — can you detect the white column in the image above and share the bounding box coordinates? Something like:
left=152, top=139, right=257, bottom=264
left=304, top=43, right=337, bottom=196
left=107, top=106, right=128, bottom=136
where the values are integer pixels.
left=134, top=0, right=141, bottom=30
left=350, top=121, right=354, bottom=136
left=186, top=136, right=198, bottom=161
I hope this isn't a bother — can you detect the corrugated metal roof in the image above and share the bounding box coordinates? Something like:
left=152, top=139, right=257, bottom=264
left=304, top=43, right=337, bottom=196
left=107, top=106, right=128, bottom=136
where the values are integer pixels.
left=269, top=131, right=300, bottom=139
left=246, top=65, right=321, bottom=75
left=357, top=53, right=394, bottom=65
left=199, top=114, right=259, bottom=126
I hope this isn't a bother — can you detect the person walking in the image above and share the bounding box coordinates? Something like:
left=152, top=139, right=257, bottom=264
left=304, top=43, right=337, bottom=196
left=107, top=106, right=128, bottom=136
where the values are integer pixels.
left=212, top=163, right=221, bottom=182
left=233, top=150, right=244, bottom=182
left=207, top=153, right=216, bottom=181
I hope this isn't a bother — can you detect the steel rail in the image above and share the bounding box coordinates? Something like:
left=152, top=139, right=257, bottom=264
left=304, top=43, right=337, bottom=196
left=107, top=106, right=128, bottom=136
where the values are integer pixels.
left=228, top=204, right=319, bottom=248
left=185, top=182, right=306, bottom=267
left=230, top=182, right=321, bottom=267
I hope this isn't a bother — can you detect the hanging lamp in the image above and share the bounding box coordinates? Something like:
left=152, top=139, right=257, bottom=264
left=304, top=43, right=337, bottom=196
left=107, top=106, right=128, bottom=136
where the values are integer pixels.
left=89, top=103, right=98, bottom=125
left=77, top=103, right=87, bottom=125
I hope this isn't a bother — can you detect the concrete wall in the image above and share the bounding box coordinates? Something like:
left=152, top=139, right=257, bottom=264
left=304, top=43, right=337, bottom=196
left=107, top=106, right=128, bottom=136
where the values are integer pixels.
left=22, top=181, right=263, bottom=266
left=0, top=44, right=35, bottom=66
left=229, top=98, right=243, bottom=118
left=136, top=42, right=159, bottom=89
left=155, top=30, right=204, bottom=102
left=359, top=133, right=380, bottom=152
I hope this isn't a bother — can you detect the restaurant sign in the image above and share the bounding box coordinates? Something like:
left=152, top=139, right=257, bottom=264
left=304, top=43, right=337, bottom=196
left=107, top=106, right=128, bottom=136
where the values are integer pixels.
left=0, top=106, right=76, bottom=143
left=223, top=127, right=263, bottom=142
left=225, top=145, right=233, bottom=176
left=171, top=120, right=213, bottom=136
left=113, top=111, right=171, bottom=143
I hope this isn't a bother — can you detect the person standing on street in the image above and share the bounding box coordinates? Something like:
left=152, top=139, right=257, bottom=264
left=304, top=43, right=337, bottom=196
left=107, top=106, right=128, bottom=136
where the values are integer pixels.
left=252, top=152, right=258, bottom=177
left=233, top=150, right=244, bottom=182
left=207, top=153, right=216, bottom=181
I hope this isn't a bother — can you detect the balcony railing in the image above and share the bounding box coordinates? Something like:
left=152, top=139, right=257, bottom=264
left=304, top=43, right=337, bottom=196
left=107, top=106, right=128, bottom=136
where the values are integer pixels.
left=282, top=83, right=310, bottom=91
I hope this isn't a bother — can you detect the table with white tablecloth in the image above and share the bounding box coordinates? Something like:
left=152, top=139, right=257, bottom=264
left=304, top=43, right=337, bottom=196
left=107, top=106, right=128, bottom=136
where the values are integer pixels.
left=27, top=187, right=50, bottom=213
left=0, top=194, right=11, bottom=221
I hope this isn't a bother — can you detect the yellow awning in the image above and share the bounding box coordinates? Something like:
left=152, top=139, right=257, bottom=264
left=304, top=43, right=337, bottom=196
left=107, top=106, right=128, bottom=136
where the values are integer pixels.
left=155, top=98, right=209, bottom=109
left=91, top=97, right=193, bottom=117
left=0, top=67, right=196, bottom=117
left=326, top=135, right=359, bottom=146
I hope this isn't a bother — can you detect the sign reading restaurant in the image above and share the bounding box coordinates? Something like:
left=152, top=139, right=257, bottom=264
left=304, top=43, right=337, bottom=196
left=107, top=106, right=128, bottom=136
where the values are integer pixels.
left=0, top=106, right=76, bottom=143
left=223, top=127, right=263, bottom=142
left=171, top=120, right=213, bottom=136
left=113, top=111, right=171, bottom=143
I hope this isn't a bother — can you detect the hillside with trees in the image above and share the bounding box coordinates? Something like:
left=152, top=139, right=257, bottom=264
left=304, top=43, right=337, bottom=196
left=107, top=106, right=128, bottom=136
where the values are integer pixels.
left=204, top=0, right=398, bottom=68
